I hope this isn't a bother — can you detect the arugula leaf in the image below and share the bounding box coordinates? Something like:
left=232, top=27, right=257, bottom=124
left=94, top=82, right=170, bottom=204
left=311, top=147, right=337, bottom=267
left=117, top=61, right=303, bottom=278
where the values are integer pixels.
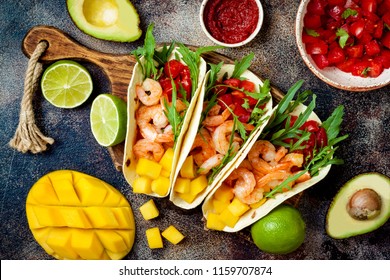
left=321, top=105, right=346, bottom=145
left=265, top=170, right=307, bottom=198
left=231, top=52, right=255, bottom=79
left=305, top=28, right=320, bottom=37
left=131, top=23, right=157, bottom=79
left=153, top=42, right=175, bottom=68
left=336, top=28, right=349, bottom=48
left=342, top=8, right=358, bottom=19
left=205, top=62, right=224, bottom=94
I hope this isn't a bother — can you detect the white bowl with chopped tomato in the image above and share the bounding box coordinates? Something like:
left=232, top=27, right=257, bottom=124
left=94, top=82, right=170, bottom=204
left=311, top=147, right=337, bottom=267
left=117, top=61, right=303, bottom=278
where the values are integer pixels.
left=199, top=0, right=264, bottom=47
left=296, top=0, right=390, bottom=91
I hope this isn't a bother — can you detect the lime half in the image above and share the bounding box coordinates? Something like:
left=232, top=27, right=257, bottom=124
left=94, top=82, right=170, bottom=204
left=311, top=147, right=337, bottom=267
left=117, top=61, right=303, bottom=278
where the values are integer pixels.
left=90, top=94, right=127, bottom=147
left=41, top=60, right=93, bottom=108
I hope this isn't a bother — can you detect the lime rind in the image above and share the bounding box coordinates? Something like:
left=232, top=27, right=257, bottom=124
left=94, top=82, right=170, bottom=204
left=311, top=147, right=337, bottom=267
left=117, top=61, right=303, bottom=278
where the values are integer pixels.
left=41, top=60, right=93, bottom=109
left=90, top=94, right=127, bottom=147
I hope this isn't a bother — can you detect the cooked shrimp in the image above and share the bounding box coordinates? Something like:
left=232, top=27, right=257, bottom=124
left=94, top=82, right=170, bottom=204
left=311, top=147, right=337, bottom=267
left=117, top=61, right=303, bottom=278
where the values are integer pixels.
left=294, top=171, right=311, bottom=183
left=202, top=105, right=232, bottom=127
left=136, top=78, right=162, bottom=106
left=133, top=139, right=164, bottom=162
left=275, top=146, right=288, bottom=162
left=191, top=128, right=216, bottom=166
left=212, top=120, right=254, bottom=155
left=239, top=159, right=253, bottom=171
left=198, top=154, right=224, bottom=175
left=279, top=153, right=304, bottom=169
left=239, top=186, right=265, bottom=205
left=136, top=105, right=173, bottom=143
left=248, top=140, right=292, bottom=174
left=229, top=167, right=257, bottom=204
left=155, top=124, right=174, bottom=143
left=153, top=108, right=169, bottom=129
left=160, top=96, right=187, bottom=113
left=255, top=170, right=292, bottom=191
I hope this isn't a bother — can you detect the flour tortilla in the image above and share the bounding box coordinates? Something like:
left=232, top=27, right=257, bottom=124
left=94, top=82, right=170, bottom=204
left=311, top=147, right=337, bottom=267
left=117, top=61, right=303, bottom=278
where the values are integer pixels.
left=169, top=64, right=273, bottom=209
left=202, top=103, right=332, bottom=232
left=122, top=46, right=207, bottom=197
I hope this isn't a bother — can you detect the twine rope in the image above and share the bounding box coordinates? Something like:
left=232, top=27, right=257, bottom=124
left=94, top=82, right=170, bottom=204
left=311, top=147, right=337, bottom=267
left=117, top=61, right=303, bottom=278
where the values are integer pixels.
left=9, top=41, right=54, bottom=153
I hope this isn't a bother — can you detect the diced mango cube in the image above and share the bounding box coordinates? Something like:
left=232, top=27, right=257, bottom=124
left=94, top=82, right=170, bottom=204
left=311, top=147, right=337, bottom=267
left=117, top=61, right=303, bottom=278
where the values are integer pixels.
left=145, top=227, right=163, bottom=249
left=162, top=225, right=185, bottom=245
left=206, top=212, right=225, bottom=231
left=214, top=184, right=234, bottom=202
left=250, top=198, right=267, bottom=209
left=212, top=198, right=229, bottom=214
left=60, top=207, right=92, bottom=228
left=46, top=228, right=79, bottom=259
left=190, top=175, right=208, bottom=195
left=136, top=158, right=162, bottom=180
left=139, top=199, right=159, bottom=220
left=174, top=178, right=191, bottom=194
left=219, top=208, right=240, bottom=228
left=228, top=197, right=250, bottom=217
left=159, top=148, right=174, bottom=172
left=132, top=176, right=152, bottom=194
left=71, top=229, right=104, bottom=260
left=180, top=156, right=196, bottom=179
left=96, top=230, right=128, bottom=253
left=151, top=176, right=170, bottom=196
left=160, top=169, right=171, bottom=178
left=177, top=192, right=197, bottom=204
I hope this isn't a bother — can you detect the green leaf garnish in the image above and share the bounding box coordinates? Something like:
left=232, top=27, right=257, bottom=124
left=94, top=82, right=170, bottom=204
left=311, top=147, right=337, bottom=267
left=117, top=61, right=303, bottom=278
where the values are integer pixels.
left=336, top=28, right=349, bottom=48
left=305, top=28, right=320, bottom=37
left=231, top=52, right=255, bottom=79
left=342, top=8, right=358, bottom=19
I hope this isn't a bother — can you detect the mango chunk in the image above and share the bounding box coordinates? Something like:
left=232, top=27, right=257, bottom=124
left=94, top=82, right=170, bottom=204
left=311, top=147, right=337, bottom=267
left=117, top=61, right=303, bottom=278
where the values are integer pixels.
left=162, top=225, right=185, bottom=245
left=206, top=212, right=225, bottom=231
left=214, top=184, right=234, bottom=202
left=160, top=169, right=171, bottom=178
left=250, top=198, right=267, bottom=209
left=212, top=198, right=229, bottom=214
left=219, top=208, right=239, bottom=228
left=151, top=176, right=170, bottom=196
left=174, top=178, right=191, bottom=194
left=177, top=192, right=197, bottom=204
left=227, top=197, right=250, bottom=217
left=136, top=158, right=162, bottom=179
left=159, top=148, right=174, bottom=172
left=132, top=176, right=152, bottom=194
left=71, top=229, right=104, bottom=260
left=25, top=170, right=136, bottom=260
left=139, top=199, right=159, bottom=220
left=145, top=227, right=163, bottom=249
left=180, top=155, right=196, bottom=179
left=190, top=175, right=208, bottom=196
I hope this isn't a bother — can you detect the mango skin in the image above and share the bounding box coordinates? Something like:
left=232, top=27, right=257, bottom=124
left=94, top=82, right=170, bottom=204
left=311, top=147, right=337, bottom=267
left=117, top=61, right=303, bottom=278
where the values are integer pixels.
left=26, top=170, right=135, bottom=260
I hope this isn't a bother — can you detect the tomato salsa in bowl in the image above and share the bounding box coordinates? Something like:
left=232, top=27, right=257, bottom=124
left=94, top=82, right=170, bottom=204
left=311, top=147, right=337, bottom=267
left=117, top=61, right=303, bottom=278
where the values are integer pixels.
left=199, top=0, right=264, bottom=47
left=296, top=0, right=390, bottom=91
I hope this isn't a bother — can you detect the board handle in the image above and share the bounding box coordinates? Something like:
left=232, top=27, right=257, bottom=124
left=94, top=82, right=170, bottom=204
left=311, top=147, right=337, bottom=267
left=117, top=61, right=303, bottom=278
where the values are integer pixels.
left=22, top=25, right=136, bottom=99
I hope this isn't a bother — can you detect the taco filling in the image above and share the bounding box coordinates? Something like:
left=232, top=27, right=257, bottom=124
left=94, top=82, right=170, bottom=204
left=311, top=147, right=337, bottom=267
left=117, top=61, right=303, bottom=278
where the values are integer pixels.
left=171, top=53, right=273, bottom=207
left=203, top=80, right=348, bottom=231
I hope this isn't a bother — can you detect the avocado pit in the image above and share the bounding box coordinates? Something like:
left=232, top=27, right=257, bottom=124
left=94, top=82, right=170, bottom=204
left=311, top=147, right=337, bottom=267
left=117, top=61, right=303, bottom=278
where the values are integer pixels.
left=347, top=188, right=382, bottom=221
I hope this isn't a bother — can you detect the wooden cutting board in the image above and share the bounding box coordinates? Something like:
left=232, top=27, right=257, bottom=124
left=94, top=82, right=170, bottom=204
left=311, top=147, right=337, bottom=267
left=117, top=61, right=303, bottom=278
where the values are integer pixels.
left=22, top=25, right=301, bottom=205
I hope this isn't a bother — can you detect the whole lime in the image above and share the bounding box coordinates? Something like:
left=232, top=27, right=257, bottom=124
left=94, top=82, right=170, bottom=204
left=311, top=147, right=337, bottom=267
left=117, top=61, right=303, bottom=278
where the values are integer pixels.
left=251, top=204, right=306, bottom=254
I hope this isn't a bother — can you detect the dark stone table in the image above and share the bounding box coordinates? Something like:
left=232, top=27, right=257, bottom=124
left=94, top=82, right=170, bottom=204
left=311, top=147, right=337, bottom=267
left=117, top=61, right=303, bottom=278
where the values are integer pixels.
left=0, top=0, right=388, bottom=260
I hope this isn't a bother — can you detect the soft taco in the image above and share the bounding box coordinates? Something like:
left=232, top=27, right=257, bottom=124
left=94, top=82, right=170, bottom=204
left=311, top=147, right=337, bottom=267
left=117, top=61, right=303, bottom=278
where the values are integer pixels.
left=169, top=53, right=273, bottom=209
left=122, top=24, right=218, bottom=197
left=202, top=80, right=348, bottom=232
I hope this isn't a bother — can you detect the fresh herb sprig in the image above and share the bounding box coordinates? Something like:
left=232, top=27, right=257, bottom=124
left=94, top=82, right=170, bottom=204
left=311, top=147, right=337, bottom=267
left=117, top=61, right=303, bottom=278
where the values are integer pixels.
left=231, top=52, right=255, bottom=79
left=263, top=81, right=348, bottom=197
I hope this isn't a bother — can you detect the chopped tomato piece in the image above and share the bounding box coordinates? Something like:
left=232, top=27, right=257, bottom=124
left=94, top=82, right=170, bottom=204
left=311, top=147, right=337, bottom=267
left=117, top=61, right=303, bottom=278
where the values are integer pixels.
left=373, top=20, right=384, bottom=39
left=307, top=0, right=327, bottom=15
left=300, top=120, right=320, bottom=132
left=239, top=80, right=255, bottom=92
left=328, top=45, right=346, bottom=65
left=346, top=44, right=364, bottom=58
left=164, top=60, right=183, bottom=79
left=304, top=14, right=323, bottom=29
left=327, top=0, right=346, bottom=6
left=328, top=5, right=345, bottom=21
left=368, top=60, right=384, bottom=77
left=312, top=54, right=330, bottom=69
left=306, top=40, right=329, bottom=54
left=382, top=32, right=390, bottom=49
left=361, top=0, right=377, bottom=13
left=302, top=31, right=322, bottom=44
left=349, top=19, right=365, bottom=38
left=365, top=40, right=381, bottom=56
left=233, top=104, right=250, bottom=123
left=223, top=78, right=241, bottom=88
left=336, top=57, right=357, bottom=72
left=351, top=60, right=370, bottom=76
left=218, top=94, right=233, bottom=110
left=316, top=127, right=328, bottom=148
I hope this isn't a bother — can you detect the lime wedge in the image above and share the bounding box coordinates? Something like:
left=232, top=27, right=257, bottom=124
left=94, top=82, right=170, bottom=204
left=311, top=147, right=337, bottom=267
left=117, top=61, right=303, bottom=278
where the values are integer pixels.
left=90, top=94, right=127, bottom=147
left=41, top=60, right=93, bottom=108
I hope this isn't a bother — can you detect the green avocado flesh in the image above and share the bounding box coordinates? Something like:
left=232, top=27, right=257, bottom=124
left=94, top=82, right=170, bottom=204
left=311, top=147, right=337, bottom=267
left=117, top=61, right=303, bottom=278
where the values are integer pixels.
left=67, top=0, right=142, bottom=42
left=326, top=173, right=390, bottom=239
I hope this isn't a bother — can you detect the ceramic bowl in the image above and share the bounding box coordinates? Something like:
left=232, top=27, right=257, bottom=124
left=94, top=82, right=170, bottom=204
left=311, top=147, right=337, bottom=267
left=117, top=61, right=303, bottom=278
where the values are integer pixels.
left=199, top=0, right=264, bottom=48
left=295, top=0, right=390, bottom=91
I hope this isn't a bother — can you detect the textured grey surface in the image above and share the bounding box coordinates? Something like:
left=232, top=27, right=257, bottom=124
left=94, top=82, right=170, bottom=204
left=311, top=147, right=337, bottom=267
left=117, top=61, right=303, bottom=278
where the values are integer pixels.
left=0, top=0, right=389, bottom=260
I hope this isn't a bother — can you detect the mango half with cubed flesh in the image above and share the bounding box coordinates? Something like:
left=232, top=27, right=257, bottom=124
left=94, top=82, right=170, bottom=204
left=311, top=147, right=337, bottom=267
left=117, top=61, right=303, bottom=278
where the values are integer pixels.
left=67, top=0, right=142, bottom=42
left=26, top=170, right=135, bottom=260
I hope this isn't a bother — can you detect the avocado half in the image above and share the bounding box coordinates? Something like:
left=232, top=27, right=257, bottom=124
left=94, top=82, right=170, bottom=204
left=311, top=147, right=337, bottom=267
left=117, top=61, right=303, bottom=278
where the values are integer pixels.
left=67, top=0, right=142, bottom=42
left=326, top=173, right=390, bottom=239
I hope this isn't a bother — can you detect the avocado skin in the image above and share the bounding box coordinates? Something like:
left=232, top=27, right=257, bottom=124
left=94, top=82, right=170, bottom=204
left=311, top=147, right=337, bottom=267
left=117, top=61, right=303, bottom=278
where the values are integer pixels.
left=66, top=0, right=142, bottom=43
left=326, top=172, right=390, bottom=239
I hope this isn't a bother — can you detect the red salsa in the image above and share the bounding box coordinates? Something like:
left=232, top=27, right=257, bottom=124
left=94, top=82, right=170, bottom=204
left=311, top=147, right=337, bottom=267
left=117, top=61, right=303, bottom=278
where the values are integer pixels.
left=203, top=0, right=259, bottom=44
